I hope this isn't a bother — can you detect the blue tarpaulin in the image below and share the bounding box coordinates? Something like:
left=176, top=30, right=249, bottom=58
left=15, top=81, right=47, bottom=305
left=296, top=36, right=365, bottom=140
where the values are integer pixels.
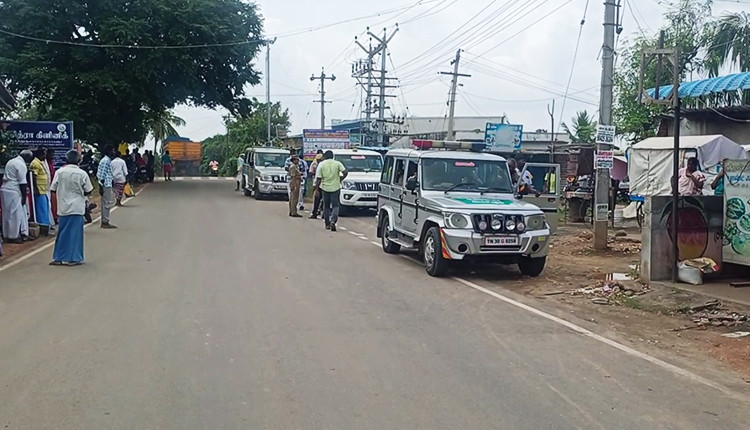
left=645, top=72, right=750, bottom=100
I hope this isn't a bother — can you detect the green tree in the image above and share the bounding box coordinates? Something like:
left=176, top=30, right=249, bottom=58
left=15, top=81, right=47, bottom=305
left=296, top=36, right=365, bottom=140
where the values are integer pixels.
left=0, top=0, right=264, bottom=148
left=200, top=99, right=291, bottom=176
left=704, top=12, right=750, bottom=76
left=144, top=109, right=186, bottom=152
left=561, top=110, right=597, bottom=144
left=613, top=0, right=712, bottom=143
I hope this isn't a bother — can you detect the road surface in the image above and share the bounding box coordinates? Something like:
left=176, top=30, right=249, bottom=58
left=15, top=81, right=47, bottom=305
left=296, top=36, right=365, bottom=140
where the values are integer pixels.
left=0, top=179, right=748, bottom=429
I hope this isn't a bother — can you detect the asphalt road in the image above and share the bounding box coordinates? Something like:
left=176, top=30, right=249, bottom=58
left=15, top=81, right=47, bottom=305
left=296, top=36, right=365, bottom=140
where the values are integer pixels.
left=0, top=179, right=748, bottom=429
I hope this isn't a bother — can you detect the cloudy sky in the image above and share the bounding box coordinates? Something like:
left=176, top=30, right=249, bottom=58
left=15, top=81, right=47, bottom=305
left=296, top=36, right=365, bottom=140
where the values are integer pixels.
left=173, top=0, right=747, bottom=142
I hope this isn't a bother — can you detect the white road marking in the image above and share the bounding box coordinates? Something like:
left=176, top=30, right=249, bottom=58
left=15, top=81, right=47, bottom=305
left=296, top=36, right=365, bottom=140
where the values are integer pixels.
left=370, top=241, right=380, bottom=247
left=338, top=226, right=347, bottom=231
left=358, top=236, right=369, bottom=241
left=450, top=276, right=749, bottom=402
left=0, top=184, right=149, bottom=272
left=209, top=177, right=218, bottom=181
left=191, top=177, right=201, bottom=181
left=348, top=231, right=361, bottom=236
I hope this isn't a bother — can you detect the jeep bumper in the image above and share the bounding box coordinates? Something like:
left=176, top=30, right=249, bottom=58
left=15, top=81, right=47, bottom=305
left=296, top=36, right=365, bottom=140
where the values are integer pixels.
left=440, top=228, right=550, bottom=260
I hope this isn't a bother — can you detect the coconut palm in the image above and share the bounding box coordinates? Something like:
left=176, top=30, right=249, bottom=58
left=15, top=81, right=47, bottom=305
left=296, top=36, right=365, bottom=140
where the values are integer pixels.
left=561, top=110, right=597, bottom=144
left=144, top=109, right=186, bottom=153
left=705, top=12, right=750, bottom=76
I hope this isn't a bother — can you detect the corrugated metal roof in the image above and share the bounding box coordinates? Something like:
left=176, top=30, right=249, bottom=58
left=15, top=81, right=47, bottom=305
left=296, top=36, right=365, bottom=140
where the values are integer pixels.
left=645, top=72, right=750, bottom=99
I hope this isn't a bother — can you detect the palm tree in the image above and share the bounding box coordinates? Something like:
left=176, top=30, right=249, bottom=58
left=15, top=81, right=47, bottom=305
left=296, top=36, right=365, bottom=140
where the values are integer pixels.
left=561, top=110, right=597, bottom=144
left=144, top=108, right=186, bottom=153
left=705, top=12, right=750, bottom=76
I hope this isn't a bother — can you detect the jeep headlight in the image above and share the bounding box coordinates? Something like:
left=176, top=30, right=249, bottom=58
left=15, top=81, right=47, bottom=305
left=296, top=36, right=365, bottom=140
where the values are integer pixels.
left=525, top=214, right=547, bottom=231
left=342, top=180, right=356, bottom=190
left=261, top=174, right=273, bottom=182
left=444, top=212, right=472, bottom=229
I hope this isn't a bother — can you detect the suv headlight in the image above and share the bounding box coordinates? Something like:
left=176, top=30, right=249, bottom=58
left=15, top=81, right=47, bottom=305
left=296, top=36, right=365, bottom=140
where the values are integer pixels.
left=525, top=214, right=547, bottom=231
left=261, top=174, right=273, bottom=181
left=342, top=180, right=356, bottom=190
left=444, top=212, right=472, bottom=229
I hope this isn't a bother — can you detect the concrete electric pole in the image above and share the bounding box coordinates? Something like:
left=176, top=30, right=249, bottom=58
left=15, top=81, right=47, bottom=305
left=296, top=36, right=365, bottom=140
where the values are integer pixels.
left=367, top=27, right=399, bottom=146
left=310, top=68, right=336, bottom=129
left=593, top=0, right=618, bottom=250
left=265, top=37, right=277, bottom=145
left=440, top=49, right=471, bottom=141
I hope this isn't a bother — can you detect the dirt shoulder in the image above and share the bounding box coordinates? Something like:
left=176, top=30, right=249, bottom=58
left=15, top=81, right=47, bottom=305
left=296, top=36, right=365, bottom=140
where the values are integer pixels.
left=474, top=225, right=750, bottom=385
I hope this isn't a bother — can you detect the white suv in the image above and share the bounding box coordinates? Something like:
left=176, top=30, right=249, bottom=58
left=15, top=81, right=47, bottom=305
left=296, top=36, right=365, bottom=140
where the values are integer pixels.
left=331, top=148, right=383, bottom=211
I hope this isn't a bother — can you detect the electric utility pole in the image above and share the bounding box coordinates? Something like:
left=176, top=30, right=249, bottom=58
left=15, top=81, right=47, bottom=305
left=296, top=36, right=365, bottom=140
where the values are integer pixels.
left=440, top=49, right=471, bottom=141
left=593, top=0, right=618, bottom=250
left=367, top=27, right=399, bottom=146
left=265, top=37, right=277, bottom=145
left=310, top=68, right=336, bottom=129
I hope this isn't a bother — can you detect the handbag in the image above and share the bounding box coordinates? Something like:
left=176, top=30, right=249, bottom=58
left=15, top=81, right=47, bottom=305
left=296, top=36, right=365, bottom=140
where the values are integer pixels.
left=124, top=183, right=134, bottom=197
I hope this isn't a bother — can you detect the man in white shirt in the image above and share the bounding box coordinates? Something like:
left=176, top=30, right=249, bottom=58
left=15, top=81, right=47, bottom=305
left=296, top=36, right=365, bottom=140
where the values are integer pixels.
left=110, top=153, right=128, bottom=206
left=49, top=149, right=94, bottom=266
left=1, top=150, right=34, bottom=244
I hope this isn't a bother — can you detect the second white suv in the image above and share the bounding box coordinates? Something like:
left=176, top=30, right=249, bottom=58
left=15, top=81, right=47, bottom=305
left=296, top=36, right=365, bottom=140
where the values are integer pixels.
left=331, top=148, right=383, bottom=212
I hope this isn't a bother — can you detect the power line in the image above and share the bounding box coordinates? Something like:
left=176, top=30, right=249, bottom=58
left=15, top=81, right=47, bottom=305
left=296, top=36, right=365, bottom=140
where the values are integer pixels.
left=0, top=2, right=432, bottom=50
left=557, top=0, right=590, bottom=130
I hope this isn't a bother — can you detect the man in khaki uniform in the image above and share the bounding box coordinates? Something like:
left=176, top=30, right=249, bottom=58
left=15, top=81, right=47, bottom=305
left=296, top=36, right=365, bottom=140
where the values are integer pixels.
left=288, top=156, right=303, bottom=218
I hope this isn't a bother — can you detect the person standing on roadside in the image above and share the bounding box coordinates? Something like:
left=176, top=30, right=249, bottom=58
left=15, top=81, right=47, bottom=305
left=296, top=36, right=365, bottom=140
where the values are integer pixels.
left=235, top=153, right=244, bottom=191
left=288, top=155, right=303, bottom=218
left=677, top=157, right=705, bottom=196
left=45, top=149, right=58, bottom=226
left=49, top=149, right=93, bottom=266
left=313, top=150, right=347, bottom=232
left=0, top=150, right=34, bottom=243
left=111, top=152, right=128, bottom=207
left=29, top=148, right=52, bottom=235
left=97, top=145, right=117, bottom=229
left=308, top=150, right=324, bottom=219
left=161, top=150, right=173, bottom=181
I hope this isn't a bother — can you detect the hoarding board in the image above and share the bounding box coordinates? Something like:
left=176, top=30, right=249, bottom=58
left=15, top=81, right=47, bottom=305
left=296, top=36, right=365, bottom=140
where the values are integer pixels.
left=484, top=123, right=522, bottom=152
left=595, top=150, right=614, bottom=170
left=723, top=159, right=750, bottom=266
left=2, top=120, right=74, bottom=167
left=302, top=129, right=350, bottom=159
left=595, top=125, right=616, bottom=145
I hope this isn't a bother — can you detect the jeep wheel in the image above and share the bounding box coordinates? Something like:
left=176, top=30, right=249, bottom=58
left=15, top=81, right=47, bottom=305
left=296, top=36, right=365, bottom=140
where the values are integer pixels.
left=518, top=256, right=546, bottom=277
left=423, top=226, right=448, bottom=277
left=380, top=214, right=400, bottom=254
left=253, top=181, right=262, bottom=200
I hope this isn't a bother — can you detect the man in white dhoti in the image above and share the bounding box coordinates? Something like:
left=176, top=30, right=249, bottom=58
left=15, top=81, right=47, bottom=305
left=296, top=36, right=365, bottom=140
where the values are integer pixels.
left=1, top=150, right=34, bottom=244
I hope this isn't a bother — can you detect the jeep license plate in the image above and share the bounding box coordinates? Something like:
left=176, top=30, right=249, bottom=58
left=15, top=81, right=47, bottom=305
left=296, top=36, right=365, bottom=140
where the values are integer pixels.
left=362, top=193, right=377, bottom=198
left=484, top=236, right=519, bottom=246
left=274, top=184, right=287, bottom=190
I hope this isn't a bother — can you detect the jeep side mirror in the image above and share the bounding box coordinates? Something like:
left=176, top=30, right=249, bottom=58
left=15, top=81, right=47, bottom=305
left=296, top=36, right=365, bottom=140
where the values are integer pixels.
left=405, top=177, right=419, bottom=191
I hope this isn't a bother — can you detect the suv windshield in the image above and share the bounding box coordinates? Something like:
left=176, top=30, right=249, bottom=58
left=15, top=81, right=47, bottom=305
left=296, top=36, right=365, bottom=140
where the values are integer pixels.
left=421, top=158, right=513, bottom=193
left=256, top=153, right=286, bottom=168
left=336, top=154, right=383, bottom=173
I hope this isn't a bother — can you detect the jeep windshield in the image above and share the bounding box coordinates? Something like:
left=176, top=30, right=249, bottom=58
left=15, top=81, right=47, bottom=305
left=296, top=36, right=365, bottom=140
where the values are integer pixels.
left=421, top=158, right=513, bottom=193
left=256, top=153, right=286, bottom=168
left=336, top=154, right=383, bottom=172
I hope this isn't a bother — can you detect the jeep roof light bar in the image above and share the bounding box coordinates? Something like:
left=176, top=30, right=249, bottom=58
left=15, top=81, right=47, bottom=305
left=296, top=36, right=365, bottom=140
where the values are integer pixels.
left=412, top=139, right=486, bottom=152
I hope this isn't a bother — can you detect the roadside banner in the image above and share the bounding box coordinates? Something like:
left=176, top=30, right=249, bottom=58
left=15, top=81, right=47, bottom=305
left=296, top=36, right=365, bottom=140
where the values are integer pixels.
left=2, top=120, right=74, bottom=167
left=723, top=159, right=750, bottom=266
left=484, top=123, right=522, bottom=152
left=302, top=129, right=350, bottom=159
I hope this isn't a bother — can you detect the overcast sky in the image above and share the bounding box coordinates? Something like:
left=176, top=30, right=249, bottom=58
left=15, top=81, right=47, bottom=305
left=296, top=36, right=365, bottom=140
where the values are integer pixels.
left=173, top=0, right=747, bottom=142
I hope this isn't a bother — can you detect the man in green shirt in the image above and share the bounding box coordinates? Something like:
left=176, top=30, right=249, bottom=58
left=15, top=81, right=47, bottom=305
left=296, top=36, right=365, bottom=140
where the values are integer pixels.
left=313, top=150, right=348, bottom=231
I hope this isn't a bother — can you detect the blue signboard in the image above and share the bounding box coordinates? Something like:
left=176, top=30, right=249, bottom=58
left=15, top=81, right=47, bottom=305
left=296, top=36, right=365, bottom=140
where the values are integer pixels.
left=485, top=123, right=523, bottom=152
left=2, top=120, right=74, bottom=167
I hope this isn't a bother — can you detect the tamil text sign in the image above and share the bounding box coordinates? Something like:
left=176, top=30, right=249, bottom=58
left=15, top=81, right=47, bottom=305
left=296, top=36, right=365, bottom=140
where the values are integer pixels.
left=595, top=150, right=614, bottom=170
left=2, top=120, right=74, bottom=167
left=595, top=125, right=616, bottom=145
left=302, top=129, right=350, bottom=158
left=484, top=123, right=522, bottom=152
